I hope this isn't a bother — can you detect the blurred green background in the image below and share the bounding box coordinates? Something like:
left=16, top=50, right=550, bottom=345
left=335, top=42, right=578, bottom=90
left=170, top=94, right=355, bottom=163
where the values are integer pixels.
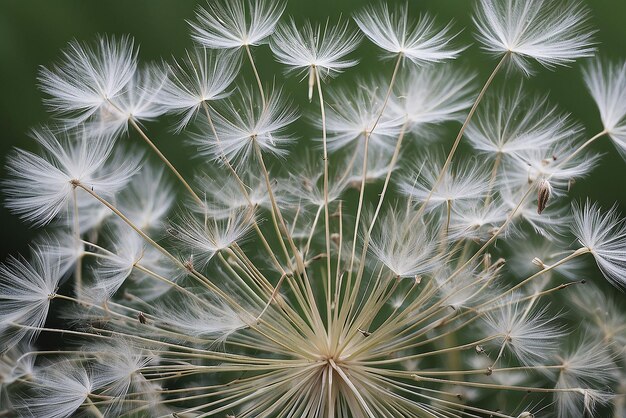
left=1, top=0, right=625, bottom=259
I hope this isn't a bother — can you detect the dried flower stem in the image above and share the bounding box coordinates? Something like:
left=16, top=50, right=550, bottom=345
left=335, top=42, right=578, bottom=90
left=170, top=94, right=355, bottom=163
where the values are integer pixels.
left=416, top=51, right=510, bottom=217
left=245, top=44, right=266, bottom=108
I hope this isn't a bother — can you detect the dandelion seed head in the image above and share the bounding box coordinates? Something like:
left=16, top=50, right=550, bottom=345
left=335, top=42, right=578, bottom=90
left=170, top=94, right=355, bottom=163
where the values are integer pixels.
left=190, top=0, right=285, bottom=50
left=572, top=201, right=626, bottom=290
left=270, top=18, right=361, bottom=80
left=38, top=35, right=138, bottom=128
left=473, top=0, right=596, bottom=75
left=584, top=59, right=626, bottom=159
left=2, top=1, right=624, bottom=417
left=354, top=2, right=464, bottom=64
left=157, top=48, right=240, bottom=132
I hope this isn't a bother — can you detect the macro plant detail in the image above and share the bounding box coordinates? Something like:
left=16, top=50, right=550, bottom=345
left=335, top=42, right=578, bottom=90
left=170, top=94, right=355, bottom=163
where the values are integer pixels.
left=2, top=0, right=626, bottom=417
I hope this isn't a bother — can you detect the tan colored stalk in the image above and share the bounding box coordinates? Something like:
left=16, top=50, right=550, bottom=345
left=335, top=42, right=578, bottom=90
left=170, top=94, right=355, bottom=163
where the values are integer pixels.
left=71, top=188, right=83, bottom=298
left=314, top=66, right=334, bottom=329
left=129, top=119, right=203, bottom=207
left=340, top=53, right=403, bottom=341
left=245, top=44, right=266, bottom=108
left=415, top=52, right=510, bottom=218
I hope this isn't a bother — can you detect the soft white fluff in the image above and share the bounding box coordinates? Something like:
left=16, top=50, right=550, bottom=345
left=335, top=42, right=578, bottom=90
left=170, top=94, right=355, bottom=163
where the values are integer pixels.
left=158, top=48, right=239, bottom=131
left=191, top=86, right=298, bottom=165
left=0, top=249, right=62, bottom=351
left=354, top=2, right=463, bottom=64
left=584, top=59, right=626, bottom=159
left=270, top=18, right=361, bottom=97
left=4, top=128, right=140, bottom=226
left=473, top=0, right=595, bottom=75
left=38, top=35, right=138, bottom=127
left=190, top=0, right=285, bottom=49
left=572, top=201, right=626, bottom=290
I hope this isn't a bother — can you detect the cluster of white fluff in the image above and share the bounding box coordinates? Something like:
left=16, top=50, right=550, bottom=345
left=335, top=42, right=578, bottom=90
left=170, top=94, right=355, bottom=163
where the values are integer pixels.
left=1, top=0, right=626, bottom=417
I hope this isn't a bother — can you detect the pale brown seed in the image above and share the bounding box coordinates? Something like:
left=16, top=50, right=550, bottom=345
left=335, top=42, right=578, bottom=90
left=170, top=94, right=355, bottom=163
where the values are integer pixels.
left=537, top=179, right=552, bottom=214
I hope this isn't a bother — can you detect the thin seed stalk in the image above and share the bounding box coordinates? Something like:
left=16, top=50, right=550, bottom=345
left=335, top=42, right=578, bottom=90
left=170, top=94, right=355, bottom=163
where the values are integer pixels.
left=245, top=44, right=266, bottom=108
left=129, top=119, right=203, bottom=207
left=341, top=53, right=403, bottom=336
left=553, top=129, right=608, bottom=171
left=415, top=52, right=510, bottom=218
left=314, top=67, right=334, bottom=330
left=71, top=187, right=83, bottom=298
left=201, top=102, right=302, bottom=314
left=74, top=182, right=268, bottom=332
left=253, top=143, right=326, bottom=334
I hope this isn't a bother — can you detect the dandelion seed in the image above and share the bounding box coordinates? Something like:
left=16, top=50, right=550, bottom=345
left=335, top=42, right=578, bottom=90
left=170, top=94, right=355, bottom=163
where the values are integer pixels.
left=90, top=341, right=160, bottom=415
left=0, top=249, right=62, bottom=351
left=569, top=285, right=626, bottom=348
left=572, top=201, right=626, bottom=290
left=354, top=2, right=463, bottom=64
left=158, top=48, right=240, bottom=131
left=195, top=171, right=272, bottom=219
left=21, top=362, right=95, bottom=418
left=116, top=164, right=174, bottom=231
left=389, top=64, right=476, bottom=133
left=91, top=225, right=175, bottom=299
left=447, top=198, right=508, bottom=241
left=170, top=208, right=254, bottom=269
left=35, top=231, right=85, bottom=277
left=503, top=136, right=599, bottom=196
left=0, top=343, right=35, bottom=389
left=191, top=86, right=298, bottom=165
left=554, top=339, right=617, bottom=418
left=3, top=127, right=140, bottom=226
left=94, top=63, right=167, bottom=138
left=399, top=155, right=491, bottom=211
left=473, top=0, right=595, bottom=75
left=500, top=186, right=569, bottom=237
left=280, top=153, right=348, bottom=210
left=270, top=18, right=361, bottom=100
left=369, top=208, right=441, bottom=278
left=483, top=299, right=566, bottom=367
left=536, top=179, right=552, bottom=214
left=321, top=77, right=404, bottom=151
left=38, top=35, right=138, bottom=128
left=583, top=59, right=626, bottom=159
left=466, top=87, right=583, bottom=160
left=190, top=0, right=285, bottom=50
left=156, top=293, right=249, bottom=343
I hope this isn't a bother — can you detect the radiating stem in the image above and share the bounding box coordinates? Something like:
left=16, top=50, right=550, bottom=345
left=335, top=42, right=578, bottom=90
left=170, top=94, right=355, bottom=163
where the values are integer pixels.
left=412, top=374, right=594, bottom=395
left=253, top=145, right=299, bottom=272
left=256, top=273, right=288, bottom=321
left=314, top=67, right=333, bottom=329
left=71, top=188, right=83, bottom=299
left=245, top=44, right=266, bottom=108
left=253, top=143, right=325, bottom=333
left=362, top=119, right=409, bottom=245
left=417, top=52, right=509, bottom=216
left=75, top=183, right=251, bottom=321
left=342, top=53, right=403, bottom=335
left=85, top=397, right=104, bottom=418
left=201, top=102, right=298, bottom=305
left=329, top=359, right=376, bottom=418
left=128, top=119, right=203, bottom=207
left=483, top=151, right=502, bottom=207
left=478, top=248, right=590, bottom=309
left=337, top=121, right=409, bottom=351
left=554, top=129, right=608, bottom=170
